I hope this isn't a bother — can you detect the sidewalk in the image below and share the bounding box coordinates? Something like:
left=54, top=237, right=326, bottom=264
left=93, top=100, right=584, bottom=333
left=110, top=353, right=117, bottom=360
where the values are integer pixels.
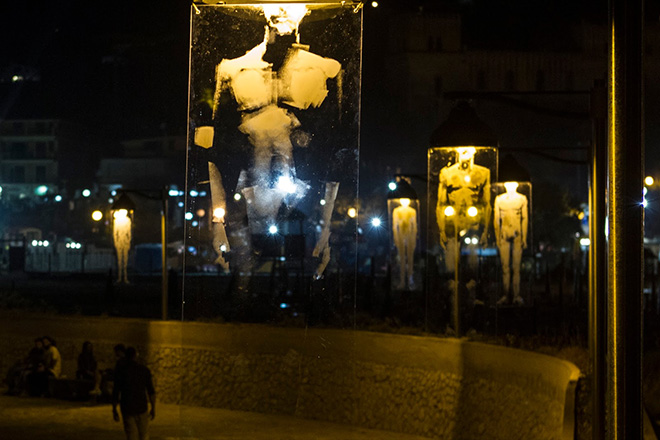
left=0, top=394, right=432, bottom=440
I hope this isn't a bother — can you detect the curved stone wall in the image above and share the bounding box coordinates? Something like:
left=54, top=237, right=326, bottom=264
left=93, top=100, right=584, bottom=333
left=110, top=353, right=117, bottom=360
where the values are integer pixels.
left=0, top=315, right=579, bottom=439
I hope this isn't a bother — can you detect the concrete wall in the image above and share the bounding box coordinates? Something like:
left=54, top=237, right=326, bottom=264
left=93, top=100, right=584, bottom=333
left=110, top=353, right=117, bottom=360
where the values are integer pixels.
left=0, top=315, right=579, bottom=440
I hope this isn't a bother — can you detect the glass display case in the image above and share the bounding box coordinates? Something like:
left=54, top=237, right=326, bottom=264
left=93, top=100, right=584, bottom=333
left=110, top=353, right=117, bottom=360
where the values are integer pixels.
left=386, top=178, right=420, bottom=291
left=427, top=146, right=498, bottom=334
left=186, top=1, right=362, bottom=322
left=491, top=181, right=532, bottom=306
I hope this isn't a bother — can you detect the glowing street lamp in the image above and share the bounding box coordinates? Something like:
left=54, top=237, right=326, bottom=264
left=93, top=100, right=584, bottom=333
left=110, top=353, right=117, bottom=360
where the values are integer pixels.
left=91, top=210, right=103, bottom=222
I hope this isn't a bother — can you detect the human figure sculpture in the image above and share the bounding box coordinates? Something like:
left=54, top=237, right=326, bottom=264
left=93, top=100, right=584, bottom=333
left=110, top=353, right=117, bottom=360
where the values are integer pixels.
left=436, top=147, right=491, bottom=272
left=494, top=182, right=528, bottom=305
left=392, top=198, right=417, bottom=290
left=194, top=5, right=343, bottom=277
left=113, top=209, right=132, bottom=284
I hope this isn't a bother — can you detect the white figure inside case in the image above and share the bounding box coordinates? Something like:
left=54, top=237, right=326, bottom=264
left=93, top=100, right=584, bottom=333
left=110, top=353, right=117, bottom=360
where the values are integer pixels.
left=113, top=209, right=132, bottom=284
left=494, top=182, right=528, bottom=305
left=392, top=198, right=417, bottom=290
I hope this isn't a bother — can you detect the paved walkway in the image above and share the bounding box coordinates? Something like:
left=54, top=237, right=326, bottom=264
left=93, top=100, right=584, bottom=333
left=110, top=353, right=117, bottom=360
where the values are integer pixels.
left=0, top=394, right=432, bottom=440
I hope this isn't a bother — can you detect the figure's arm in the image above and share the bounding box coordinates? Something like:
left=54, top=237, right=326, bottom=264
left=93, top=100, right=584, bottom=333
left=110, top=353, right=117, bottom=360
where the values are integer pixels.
left=212, top=61, right=232, bottom=119
left=521, top=196, right=528, bottom=248
left=392, top=209, right=401, bottom=245
left=112, top=375, right=121, bottom=421
left=436, top=172, right=448, bottom=247
left=480, top=170, right=491, bottom=246
left=146, top=370, right=156, bottom=420
left=411, top=208, right=418, bottom=239
left=493, top=197, right=501, bottom=249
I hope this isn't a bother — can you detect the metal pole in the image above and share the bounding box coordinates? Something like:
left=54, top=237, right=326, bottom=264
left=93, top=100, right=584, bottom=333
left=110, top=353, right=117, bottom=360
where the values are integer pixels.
left=454, top=229, right=460, bottom=337
left=608, top=0, right=644, bottom=436
left=589, top=79, right=607, bottom=440
left=161, top=187, right=169, bottom=320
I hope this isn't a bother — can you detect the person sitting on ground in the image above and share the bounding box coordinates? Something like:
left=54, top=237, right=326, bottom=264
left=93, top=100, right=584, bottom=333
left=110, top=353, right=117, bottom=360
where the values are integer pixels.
left=76, top=341, right=102, bottom=396
left=4, top=337, right=44, bottom=395
left=42, top=336, right=61, bottom=379
left=26, top=336, right=59, bottom=396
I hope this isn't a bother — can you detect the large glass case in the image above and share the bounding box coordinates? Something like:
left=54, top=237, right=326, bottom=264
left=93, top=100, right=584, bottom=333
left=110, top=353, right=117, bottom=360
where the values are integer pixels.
left=186, top=2, right=362, bottom=323
left=427, top=146, right=498, bottom=334
left=386, top=178, right=420, bottom=291
left=491, top=181, right=532, bottom=306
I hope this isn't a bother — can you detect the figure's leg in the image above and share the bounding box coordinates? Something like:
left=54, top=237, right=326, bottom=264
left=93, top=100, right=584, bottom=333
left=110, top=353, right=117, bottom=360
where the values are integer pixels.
left=498, top=239, right=512, bottom=304
left=121, top=249, right=129, bottom=283
left=253, top=143, right=272, bottom=187
left=395, top=239, right=405, bottom=289
left=405, top=236, right=415, bottom=287
left=313, top=182, right=339, bottom=279
left=273, top=137, right=294, bottom=179
left=116, top=250, right=123, bottom=283
left=512, top=236, right=523, bottom=303
left=444, top=237, right=456, bottom=273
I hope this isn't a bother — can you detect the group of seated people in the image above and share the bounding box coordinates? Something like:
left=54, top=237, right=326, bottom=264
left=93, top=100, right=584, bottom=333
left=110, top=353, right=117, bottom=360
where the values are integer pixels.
left=4, top=337, right=127, bottom=399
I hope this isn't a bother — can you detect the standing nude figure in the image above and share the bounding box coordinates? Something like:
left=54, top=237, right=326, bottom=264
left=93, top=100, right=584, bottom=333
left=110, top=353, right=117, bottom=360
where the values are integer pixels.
left=494, top=182, right=528, bottom=305
left=392, top=198, right=417, bottom=290
left=113, top=209, right=132, bottom=284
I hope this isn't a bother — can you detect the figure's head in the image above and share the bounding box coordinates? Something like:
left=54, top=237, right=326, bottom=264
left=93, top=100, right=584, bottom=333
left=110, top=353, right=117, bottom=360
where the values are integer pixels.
left=82, top=341, right=93, bottom=354
left=262, top=5, right=308, bottom=35
left=400, top=198, right=411, bottom=207
left=42, top=336, right=54, bottom=348
left=456, top=147, right=476, bottom=169
left=503, top=181, right=519, bottom=193
left=114, top=343, right=126, bottom=359
left=34, top=338, right=43, bottom=349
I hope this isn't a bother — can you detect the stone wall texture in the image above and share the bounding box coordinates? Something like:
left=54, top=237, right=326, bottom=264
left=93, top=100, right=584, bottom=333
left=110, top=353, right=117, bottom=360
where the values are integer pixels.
left=0, top=315, right=579, bottom=439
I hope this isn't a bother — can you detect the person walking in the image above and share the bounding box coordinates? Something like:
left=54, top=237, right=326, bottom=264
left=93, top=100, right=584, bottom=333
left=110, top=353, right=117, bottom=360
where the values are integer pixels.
left=112, top=347, right=156, bottom=440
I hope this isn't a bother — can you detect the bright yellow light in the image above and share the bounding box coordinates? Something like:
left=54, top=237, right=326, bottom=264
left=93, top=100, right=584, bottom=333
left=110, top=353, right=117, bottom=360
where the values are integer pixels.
left=371, top=1, right=379, bottom=7
left=444, top=206, right=455, bottom=217
left=467, top=206, right=478, bottom=217
left=113, top=209, right=128, bottom=220
left=213, top=207, right=226, bottom=220
left=464, top=175, right=471, bottom=183
left=347, top=207, right=357, bottom=218
left=645, top=176, right=654, bottom=186
left=578, top=212, right=585, bottom=220
left=91, top=210, right=103, bottom=222
left=400, top=198, right=410, bottom=207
